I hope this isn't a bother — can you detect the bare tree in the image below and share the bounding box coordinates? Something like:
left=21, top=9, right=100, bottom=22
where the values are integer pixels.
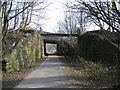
left=64, top=0, right=120, bottom=32
left=58, top=11, right=79, bottom=34
left=57, top=11, right=79, bottom=46
left=1, top=1, right=34, bottom=41
left=2, top=1, right=13, bottom=41
left=76, top=1, right=120, bottom=32
left=1, top=0, right=50, bottom=41
left=57, top=0, right=89, bottom=36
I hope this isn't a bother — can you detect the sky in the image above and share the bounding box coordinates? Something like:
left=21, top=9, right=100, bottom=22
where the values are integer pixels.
left=29, top=0, right=65, bottom=33
left=8, top=0, right=120, bottom=33
left=29, top=0, right=119, bottom=33
left=41, top=0, right=65, bottom=33
left=31, top=0, right=100, bottom=33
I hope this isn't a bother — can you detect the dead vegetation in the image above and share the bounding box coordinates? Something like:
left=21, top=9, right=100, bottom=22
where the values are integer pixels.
left=62, top=57, right=119, bottom=89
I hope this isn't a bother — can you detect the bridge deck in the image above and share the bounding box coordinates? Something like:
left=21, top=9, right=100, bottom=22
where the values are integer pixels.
left=41, top=33, right=78, bottom=37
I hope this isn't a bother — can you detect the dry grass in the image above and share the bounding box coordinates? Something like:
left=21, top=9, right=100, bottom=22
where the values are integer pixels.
left=62, top=57, right=119, bottom=89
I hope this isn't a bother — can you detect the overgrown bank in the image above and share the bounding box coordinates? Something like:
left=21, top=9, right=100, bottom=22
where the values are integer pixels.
left=63, top=56, right=119, bottom=88
left=77, top=30, right=120, bottom=64
left=63, top=30, right=120, bottom=88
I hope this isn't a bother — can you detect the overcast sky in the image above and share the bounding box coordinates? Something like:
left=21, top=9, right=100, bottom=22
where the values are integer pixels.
left=32, top=0, right=100, bottom=33
left=12, top=0, right=119, bottom=33
left=30, top=0, right=120, bottom=33
left=29, top=0, right=66, bottom=33
left=42, top=0, right=65, bottom=33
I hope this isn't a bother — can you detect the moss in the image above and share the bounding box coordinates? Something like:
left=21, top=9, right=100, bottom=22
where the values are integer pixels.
left=6, top=61, right=13, bottom=72
left=3, top=32, right=42, bottom=72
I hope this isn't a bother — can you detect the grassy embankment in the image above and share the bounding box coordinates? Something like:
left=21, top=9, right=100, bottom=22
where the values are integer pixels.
left=62, top=30, right=119, bottom=88
left=63, top=56, right=119, bottom=88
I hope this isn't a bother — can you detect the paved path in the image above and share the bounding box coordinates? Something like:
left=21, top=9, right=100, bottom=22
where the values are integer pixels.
left=14, top=56, right=72, bottom=88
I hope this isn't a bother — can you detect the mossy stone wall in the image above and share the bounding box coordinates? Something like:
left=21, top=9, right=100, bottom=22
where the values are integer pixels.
left=3, top=32, right=42, bottom=72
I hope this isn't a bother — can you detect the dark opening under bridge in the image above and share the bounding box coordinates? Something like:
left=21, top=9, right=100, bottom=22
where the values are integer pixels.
left=40, top=33, right=78, bottom=56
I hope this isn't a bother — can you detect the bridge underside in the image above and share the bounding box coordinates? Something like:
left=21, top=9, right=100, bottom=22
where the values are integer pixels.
left=41, top=33, right=78, bottom=37
left=43, top=39, right=60, bottom=56
left=43, top=39, right=74, bottom=56
left=42, top=33, right=76, bottom=56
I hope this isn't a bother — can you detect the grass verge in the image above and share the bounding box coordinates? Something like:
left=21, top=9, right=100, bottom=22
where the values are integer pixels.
left=62, top=56, right=119, bottom=89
